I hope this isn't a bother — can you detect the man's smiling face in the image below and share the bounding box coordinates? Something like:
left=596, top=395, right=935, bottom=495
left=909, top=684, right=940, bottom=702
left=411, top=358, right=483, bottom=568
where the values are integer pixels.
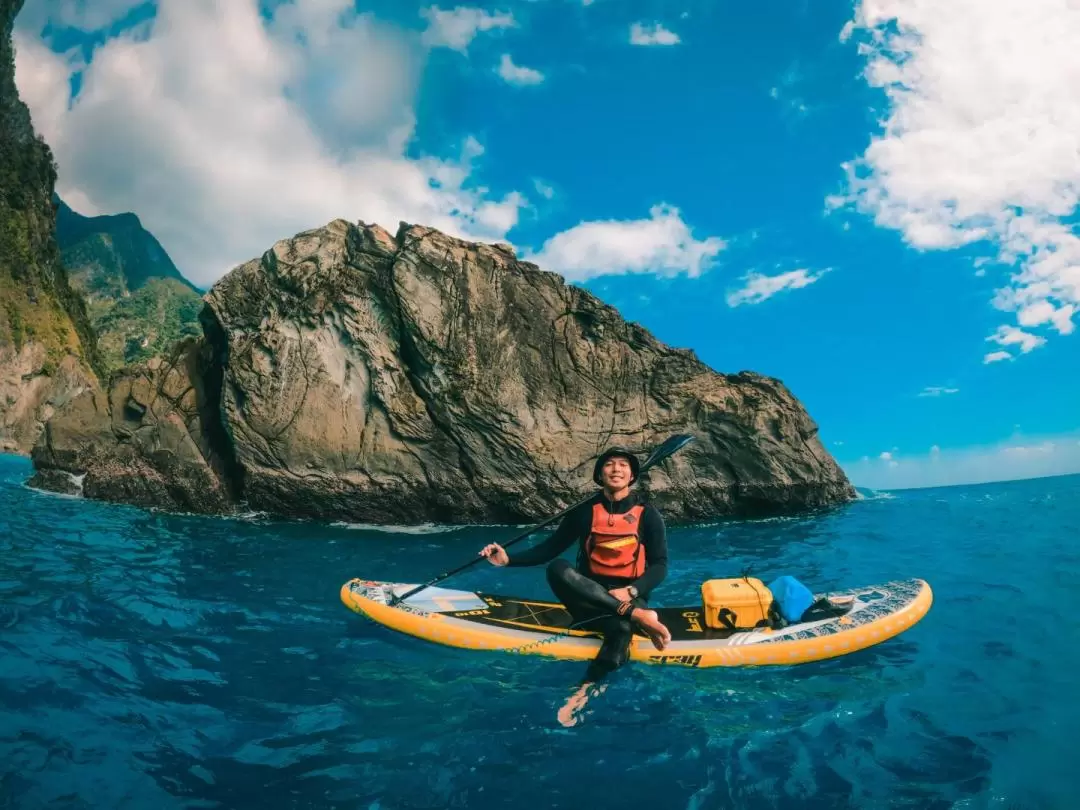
left=601, top=455, right=633, bottom=490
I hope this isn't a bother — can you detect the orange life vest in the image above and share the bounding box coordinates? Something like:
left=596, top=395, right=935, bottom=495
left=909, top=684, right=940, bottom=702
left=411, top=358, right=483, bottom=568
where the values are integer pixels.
left=584, top=502, right=646, bottom=579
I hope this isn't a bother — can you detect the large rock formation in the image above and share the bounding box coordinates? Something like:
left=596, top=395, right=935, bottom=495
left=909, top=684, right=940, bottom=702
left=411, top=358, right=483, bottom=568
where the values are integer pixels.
left=55, top=196, right=204, bottom=374
left=28, top=335, right=237, bottom=511
left=0, top=0, right=101, bottom=453
left=29, top=218, right=857, bottom=524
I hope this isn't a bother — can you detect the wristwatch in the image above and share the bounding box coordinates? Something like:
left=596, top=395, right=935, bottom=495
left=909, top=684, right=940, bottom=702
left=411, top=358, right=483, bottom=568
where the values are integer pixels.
left=627, top=585, right=639, bottom=599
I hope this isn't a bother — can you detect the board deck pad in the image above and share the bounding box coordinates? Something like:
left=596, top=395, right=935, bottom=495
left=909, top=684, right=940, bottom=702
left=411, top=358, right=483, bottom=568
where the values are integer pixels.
left=441, top=591, right=744, bottom=641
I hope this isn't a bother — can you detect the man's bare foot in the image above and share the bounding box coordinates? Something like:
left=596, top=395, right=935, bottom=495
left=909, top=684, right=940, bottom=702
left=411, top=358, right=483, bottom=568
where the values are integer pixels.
left=557, top=687, right=589, bottom=727
left=630, top=608, right=671, bottom=651
left=556, top=682, right=607, bottom=727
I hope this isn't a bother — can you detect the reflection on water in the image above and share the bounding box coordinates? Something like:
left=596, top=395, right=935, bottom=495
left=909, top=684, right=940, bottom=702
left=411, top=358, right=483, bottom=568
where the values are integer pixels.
left=2, top=456, right=1078, bottom=809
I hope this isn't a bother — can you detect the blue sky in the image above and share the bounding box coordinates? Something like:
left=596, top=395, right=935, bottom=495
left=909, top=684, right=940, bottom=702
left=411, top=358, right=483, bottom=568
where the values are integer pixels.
left=12, top=0, right=1080, bottom=490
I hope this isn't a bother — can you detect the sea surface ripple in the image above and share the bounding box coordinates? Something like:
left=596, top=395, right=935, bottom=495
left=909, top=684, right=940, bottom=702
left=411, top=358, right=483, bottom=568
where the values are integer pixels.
left=2, top=454, right=1078, bottom=809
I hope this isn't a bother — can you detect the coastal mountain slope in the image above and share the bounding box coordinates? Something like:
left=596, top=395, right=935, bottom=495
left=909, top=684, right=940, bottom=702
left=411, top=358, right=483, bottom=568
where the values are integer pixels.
left=0, top=0, right=101, bottom=453
left=29, top=218, right=858, bottom=524
left=55, top=197, right=204, bottom=373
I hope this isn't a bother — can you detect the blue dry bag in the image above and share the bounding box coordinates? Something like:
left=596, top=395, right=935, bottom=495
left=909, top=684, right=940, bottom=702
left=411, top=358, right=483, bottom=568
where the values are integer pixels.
left=767, top=575, right=816, bottom=623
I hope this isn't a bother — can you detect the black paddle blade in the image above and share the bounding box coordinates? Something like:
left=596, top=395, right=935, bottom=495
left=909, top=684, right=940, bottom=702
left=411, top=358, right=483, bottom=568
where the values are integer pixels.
left=641, top=433, right=695, bottom=471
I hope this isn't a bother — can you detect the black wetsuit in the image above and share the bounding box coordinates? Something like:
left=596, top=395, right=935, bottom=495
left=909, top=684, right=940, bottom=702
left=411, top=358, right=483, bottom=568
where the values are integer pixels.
left=506, top=489, right=668, bottom=682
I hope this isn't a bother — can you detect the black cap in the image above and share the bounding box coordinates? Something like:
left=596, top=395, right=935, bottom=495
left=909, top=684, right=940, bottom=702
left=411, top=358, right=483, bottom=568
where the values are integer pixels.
left=592, top=447, right=640, bottom=486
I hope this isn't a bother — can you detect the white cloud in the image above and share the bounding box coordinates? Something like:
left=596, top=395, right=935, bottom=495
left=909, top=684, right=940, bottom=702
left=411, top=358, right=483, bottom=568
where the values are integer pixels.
left=420, top=6, right=516, bottom=52
left=532, top=179, right=555, bottom=200
left=878, top=449, right=899, bottom=468
left=983, top=350, right=1012, bottom=364
left=918, top=386, right=959, bottom=397
left=523, top=204, right=725, bottom=282
left=843, top=431, right=1080, bottom=490
left=1002, top=441, right=1056, bottom=456
left=769, top=61, right=811, bottom=121
left=629, top=22, right=679, bottom=46
left=14, top=0, right=528, bottom=288
left=497, top=53, right=543, bottom=85
left=1017, top=299, right=1076, bottom=334
left=16, top=0, right=147, bottom=33
left=833, top=0, right=1080, bottom=360
left=9, top=27, right=75, bottom=144
left=726, top=267, right=829, bottom=307
left=983, top=324, right=1046, bottom=362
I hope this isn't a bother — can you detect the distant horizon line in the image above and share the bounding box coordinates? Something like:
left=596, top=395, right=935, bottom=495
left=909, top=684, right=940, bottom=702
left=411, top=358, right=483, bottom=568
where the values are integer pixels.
left=851, top=469, right=1080, bottom=494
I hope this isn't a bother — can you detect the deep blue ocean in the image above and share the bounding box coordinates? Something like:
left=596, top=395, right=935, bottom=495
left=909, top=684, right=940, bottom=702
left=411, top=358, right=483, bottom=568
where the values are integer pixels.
left=2, top=452, right=1078, bottom=810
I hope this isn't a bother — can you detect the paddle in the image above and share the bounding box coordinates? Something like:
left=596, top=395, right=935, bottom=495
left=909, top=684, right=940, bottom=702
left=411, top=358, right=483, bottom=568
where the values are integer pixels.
left=388, top=433, right=695, bottom=607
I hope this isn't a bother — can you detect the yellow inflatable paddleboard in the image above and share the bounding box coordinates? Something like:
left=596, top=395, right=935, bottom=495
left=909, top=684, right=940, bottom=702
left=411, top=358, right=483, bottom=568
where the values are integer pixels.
left=340, top=576, right=932, bottom=668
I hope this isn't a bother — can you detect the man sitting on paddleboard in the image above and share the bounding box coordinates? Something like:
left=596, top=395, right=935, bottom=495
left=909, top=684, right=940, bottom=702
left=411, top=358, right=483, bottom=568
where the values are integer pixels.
left=479, top=446, right=673, bottom=684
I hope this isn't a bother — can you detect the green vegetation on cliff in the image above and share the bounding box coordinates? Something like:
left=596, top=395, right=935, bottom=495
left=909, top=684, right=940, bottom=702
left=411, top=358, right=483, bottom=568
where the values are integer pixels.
left=0, top=0, right=102, bottom=378
left=94, top=277, right=204, bottom=368
left=55, top=197, right=205, bottom=373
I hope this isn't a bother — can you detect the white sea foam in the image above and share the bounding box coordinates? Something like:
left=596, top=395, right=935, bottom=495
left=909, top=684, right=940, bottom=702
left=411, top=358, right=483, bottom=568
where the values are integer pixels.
left=855, top=489, right=897, bottom=501
left=330, top=519, right=537, bottom=535
left=329, top=521, right=459, bottom=535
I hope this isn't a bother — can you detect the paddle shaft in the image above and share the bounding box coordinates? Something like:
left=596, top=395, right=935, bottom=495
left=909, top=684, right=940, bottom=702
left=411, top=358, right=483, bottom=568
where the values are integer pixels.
left=388, top=433, right=694, bottom=606
left=388, top=491, right=596, bottom=605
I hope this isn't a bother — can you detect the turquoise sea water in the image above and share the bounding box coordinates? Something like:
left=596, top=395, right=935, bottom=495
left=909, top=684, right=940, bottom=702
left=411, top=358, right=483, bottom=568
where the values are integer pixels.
left=2, top=452, right=1078, bottom=810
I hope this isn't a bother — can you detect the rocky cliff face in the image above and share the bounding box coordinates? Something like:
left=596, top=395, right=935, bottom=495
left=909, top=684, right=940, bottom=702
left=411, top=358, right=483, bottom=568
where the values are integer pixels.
left=55, top=197, right=204, bottom=373
left=29, top=218, right=857, bottom=524
left=0, top=0, right=101, bottom=453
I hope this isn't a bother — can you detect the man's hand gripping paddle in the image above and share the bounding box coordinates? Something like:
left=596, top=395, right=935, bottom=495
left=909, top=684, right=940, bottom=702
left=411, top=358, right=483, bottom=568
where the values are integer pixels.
left=387, top=433, right=695, bottom=607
